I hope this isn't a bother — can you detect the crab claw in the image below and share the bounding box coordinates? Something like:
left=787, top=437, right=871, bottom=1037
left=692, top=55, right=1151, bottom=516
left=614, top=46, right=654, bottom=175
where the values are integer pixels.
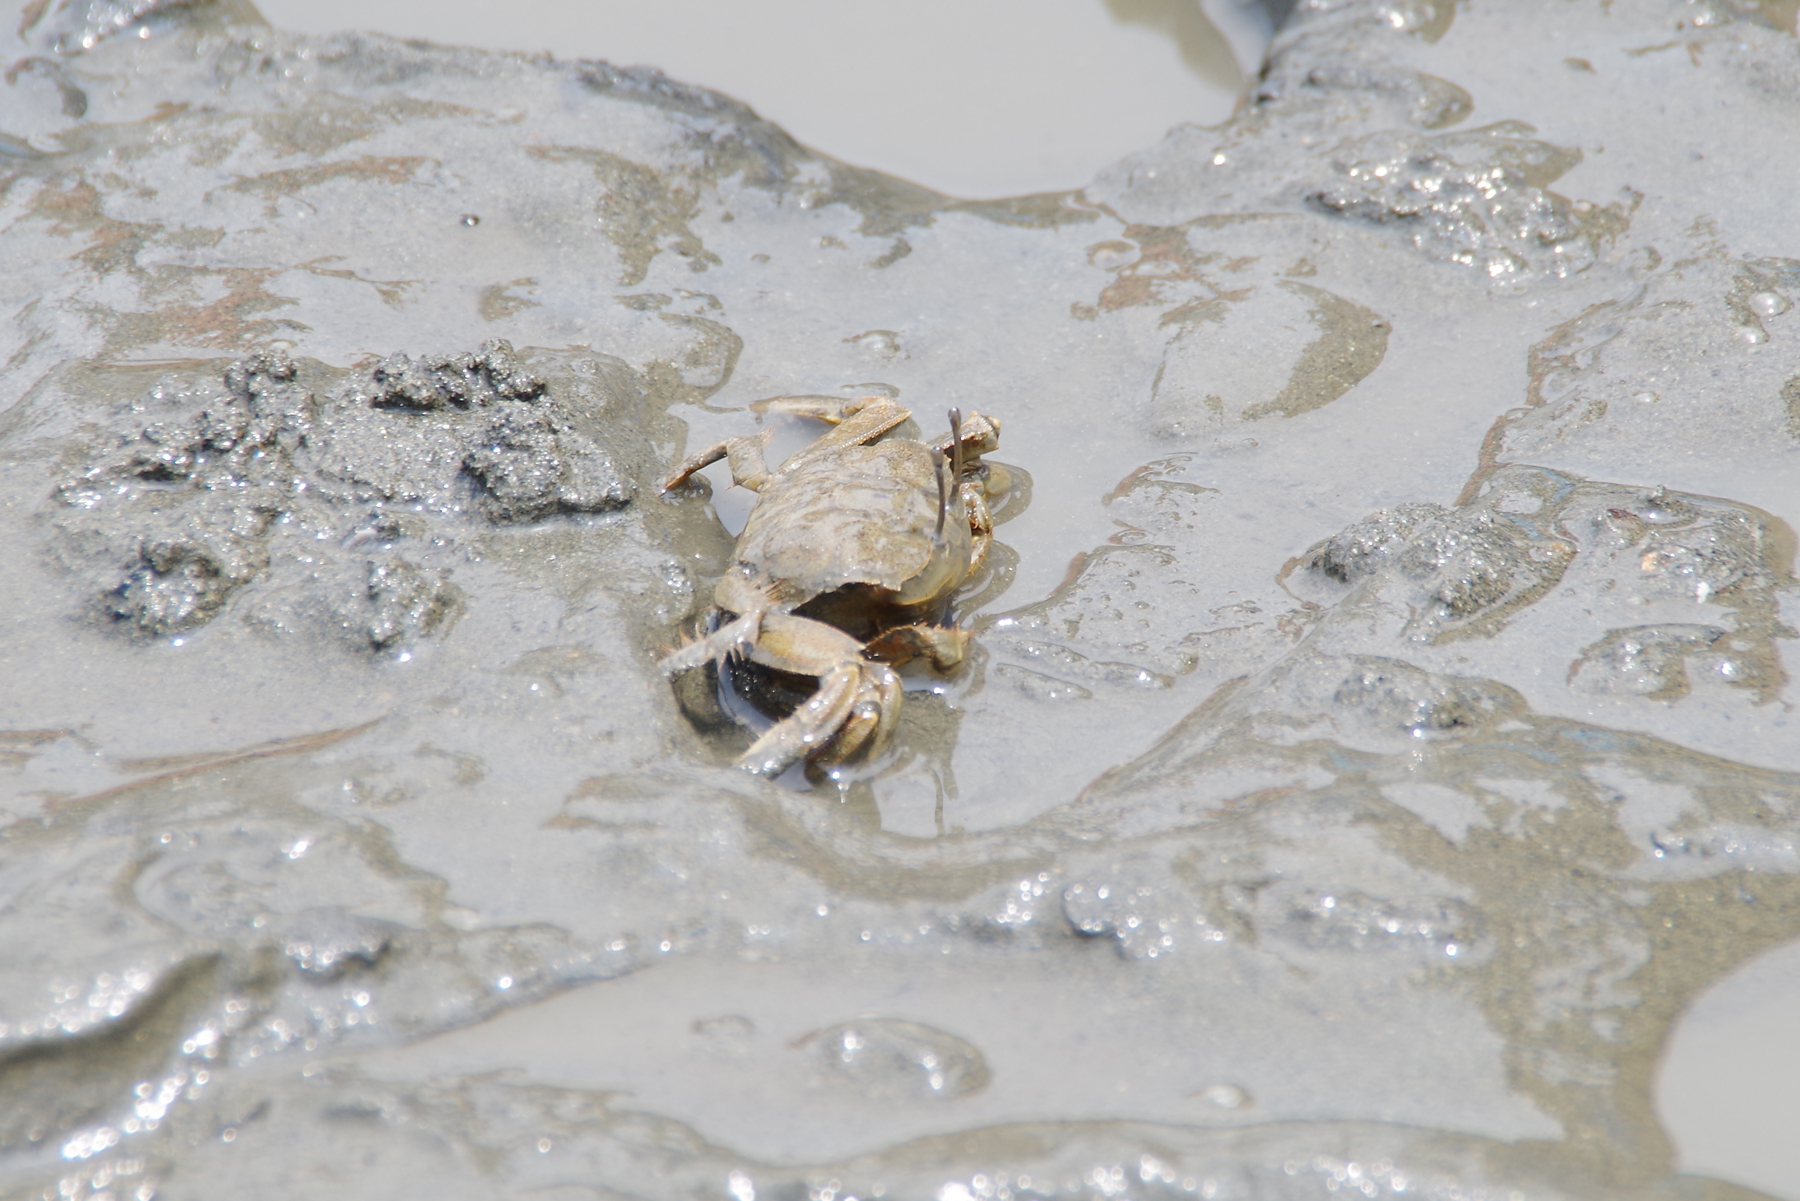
left=935, top=411, right=1001, bottom=461
left=738, top=660, right=902, bottom=778
left=739, top=661, right=862, bottom=777
left=724, top=612, right=906, bottom=777
left=812, top=665, right=904, bottom=771
left=864, top=623, right=971, bottom=670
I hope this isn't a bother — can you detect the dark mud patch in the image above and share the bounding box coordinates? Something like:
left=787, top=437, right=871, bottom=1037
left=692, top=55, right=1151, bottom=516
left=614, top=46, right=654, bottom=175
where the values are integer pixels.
left=43, top=341, right=652, bottom=651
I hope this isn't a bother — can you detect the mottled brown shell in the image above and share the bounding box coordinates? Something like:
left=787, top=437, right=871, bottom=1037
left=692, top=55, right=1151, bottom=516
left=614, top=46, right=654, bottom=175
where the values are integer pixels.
left=734, top=440, right=961, bottom=601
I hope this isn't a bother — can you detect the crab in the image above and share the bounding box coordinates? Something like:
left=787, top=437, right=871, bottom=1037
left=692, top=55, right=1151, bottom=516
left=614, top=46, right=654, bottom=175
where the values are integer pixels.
left=660, top=396, right=1002, bottom=777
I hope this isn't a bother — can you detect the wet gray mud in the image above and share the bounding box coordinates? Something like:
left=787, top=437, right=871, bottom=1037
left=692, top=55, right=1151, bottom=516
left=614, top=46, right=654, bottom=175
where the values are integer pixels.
left=2, top=0, right=1798, bottom=1197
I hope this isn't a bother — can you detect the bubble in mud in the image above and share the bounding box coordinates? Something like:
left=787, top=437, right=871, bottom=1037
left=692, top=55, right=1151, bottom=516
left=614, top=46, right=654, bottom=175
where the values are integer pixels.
left=1643, top=823, right=1800, bottom=875
left=995, top=663, right=1093, bottom=702
left=805, top=1019, right=988, bottom=1101
left=1305, top=127, right=1594, bottom=281
left=1631, top=516, right=1763, bottom=601
left=693, top=1014, right=755, bottom=1041
left=1635, top=486, right=1691, bottom=525
left=1062, top=870, right=1225, bottom=960
left=278, top=910, right=394, bottom=978
left=1329, top=658, right=1522, bottom=740
left=1748, top=290, right=1792, bottom=317
left=979, top=873, right=1058, bottom=936
left=365, top=559, right=463, bottom=650
left=1087, top=239, right=1139, bottom=269
left=843, top=330, right=904, bottom=359
left=1303, top=499, right=1570, bottom=641
left=1267, top=888, right=1482, bottom=962
left=1568, top=624, right=1745, bottom=701
left=1307, top=503, right=1449, bottom=584
left=1194, top=1083, right=1251, bottom=1109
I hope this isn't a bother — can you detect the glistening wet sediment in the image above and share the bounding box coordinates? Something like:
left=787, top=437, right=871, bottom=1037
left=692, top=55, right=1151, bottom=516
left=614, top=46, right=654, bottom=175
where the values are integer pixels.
left=1, top=0, right=1798, bottom=1198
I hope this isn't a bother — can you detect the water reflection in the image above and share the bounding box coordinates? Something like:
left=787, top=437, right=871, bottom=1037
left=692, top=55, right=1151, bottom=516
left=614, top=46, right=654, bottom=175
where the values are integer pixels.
left=249, top=0, right=1278, bottom=197
left=1104, top=0, right=1246, bottom=89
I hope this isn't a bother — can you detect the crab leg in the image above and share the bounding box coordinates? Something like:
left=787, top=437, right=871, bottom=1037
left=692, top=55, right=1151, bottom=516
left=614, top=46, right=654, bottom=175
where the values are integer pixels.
left=963, top=479, right=995, bottom=576
left=739, top=661, right=864, bottom=777
left=755, top=395, right=898, bottom=425
left=758, top=396, right=911, bottom=464
left=659, top=608, right=763, bottom=675
left=812, top=665, right=904, bottom=770
left=661, top=427, right=775, bottom=493
left=733, top=611, right=905, bottom=776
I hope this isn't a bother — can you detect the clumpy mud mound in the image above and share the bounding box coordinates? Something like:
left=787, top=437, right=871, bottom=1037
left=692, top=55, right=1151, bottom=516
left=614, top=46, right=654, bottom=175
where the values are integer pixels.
left=1303, top=124, right=1614, bottom=280
left=1293, top=464, right=1793, bottom=693
left=314, top=342, right=632, bottom=522
left=50, top=341, right=642, bottom=649
left=51, top=352, right=309, bottom=636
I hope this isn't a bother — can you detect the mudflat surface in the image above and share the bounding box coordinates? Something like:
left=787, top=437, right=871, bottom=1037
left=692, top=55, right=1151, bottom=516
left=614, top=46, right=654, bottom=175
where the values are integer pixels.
left=1, top=0, right=1797, bottom=1198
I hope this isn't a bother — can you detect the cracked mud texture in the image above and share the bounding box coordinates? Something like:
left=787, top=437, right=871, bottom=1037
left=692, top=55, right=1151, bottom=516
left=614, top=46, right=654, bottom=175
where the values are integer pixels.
left=1, top=0, right=1798, bottom=1199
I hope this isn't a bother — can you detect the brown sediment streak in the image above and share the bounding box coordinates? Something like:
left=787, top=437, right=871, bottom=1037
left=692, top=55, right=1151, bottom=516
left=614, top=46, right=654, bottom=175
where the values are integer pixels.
left=477, top=278, right=539, bottom=320
left=0, top=728, right=79, bottom=747
left=1241, top=281, right=1389, bottom=420
left=90, top=264, right=303, bottom=354
left=1049, top=549, right=1091, bottom=598
left=1097, top=225, right=1207, bottom=313
left=1273, top=550, right=1315, bottom=597
left=1101, top=454, right=1211, bottom=505
left=1458, top=292, right=1629, bottom=506
left=0, top=728, right=87, bottom=770
left=28, top=173, right=307, bottom=350
left=528, top=144, right=718, bottom=285
left=218, top=155, right=437, bottom=216
left=1094, top=221, right=1261, bottom=318
left=1102, top=464, right=1160, bottom=505
left=1107, top=520, right=1148, bottom=546
left=298, top=256, right=419, bottom=308
left=30, top=176, right=161, bottom=275
left=1454, top=408, right=1521, bottom=506
left=47, top=719, right=384, bottom=810
left=152, top=265, right=300, bottom=349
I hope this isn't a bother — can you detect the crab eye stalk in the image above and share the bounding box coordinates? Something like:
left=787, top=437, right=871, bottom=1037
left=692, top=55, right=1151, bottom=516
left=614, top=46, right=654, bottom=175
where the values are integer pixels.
left=933, top=446, right=949, bottom=541
left=947, top=408, right=964, bottom=481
